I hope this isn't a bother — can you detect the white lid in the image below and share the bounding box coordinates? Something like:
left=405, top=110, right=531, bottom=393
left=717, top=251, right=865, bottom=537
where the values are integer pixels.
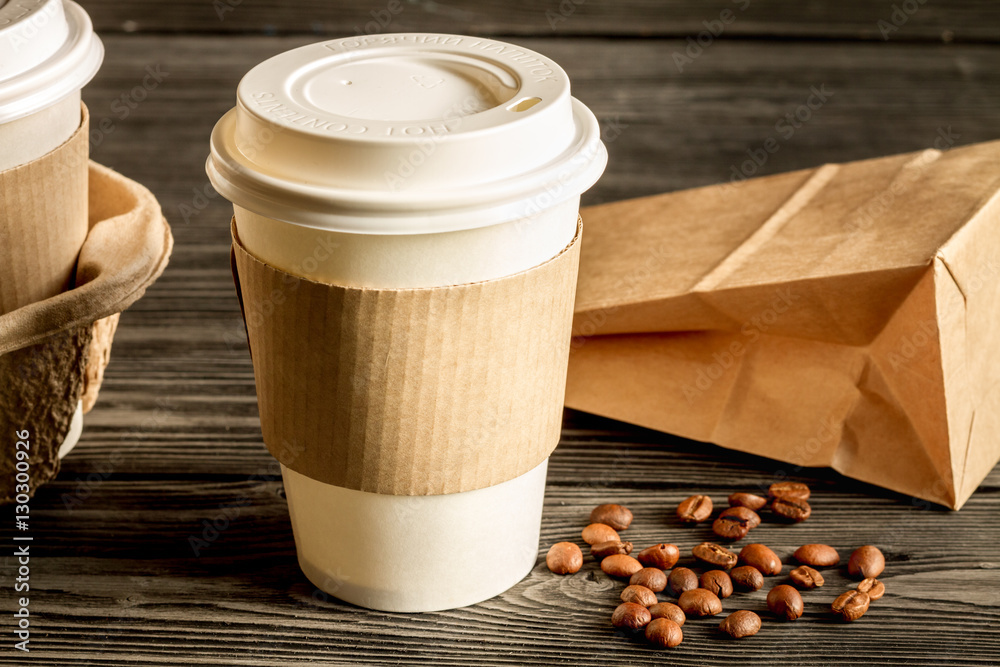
left=0, top=0, right=103, bottom=123
left=207, top=33, right=607, bottom=234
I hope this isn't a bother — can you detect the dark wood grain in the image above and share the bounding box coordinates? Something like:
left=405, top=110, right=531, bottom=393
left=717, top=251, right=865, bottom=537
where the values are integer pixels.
left=4, top=27, right=1000, bottom=667
left=10, top=431, right=1000, bottom=666
left=80, top=0, right=1000, bottom=42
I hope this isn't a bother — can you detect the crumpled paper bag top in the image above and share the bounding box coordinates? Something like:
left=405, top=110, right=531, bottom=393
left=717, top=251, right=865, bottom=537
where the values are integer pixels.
left=568, top=140, right=1000, bottom=509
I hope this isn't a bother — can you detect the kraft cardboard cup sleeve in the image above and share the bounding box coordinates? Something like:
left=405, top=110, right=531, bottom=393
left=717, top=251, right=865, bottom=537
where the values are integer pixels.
left=208, top=33, right=607, bottom=611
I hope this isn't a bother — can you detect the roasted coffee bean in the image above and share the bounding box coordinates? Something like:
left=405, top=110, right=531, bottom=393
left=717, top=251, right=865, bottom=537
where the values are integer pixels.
left=545, top=542, right=582, bottom=574
left=832, top=590, right=870, bottom=621
left=677, top=494, right=713, bottom=523
left=766, top=585, right=804, bottom=621
left=789, top=565, right=824, bottom=589
left=678, top=588, right=723, bottom=617
left=771, top=497, right=811, bottom=522
left=848, top=546, right=885, bottom=579
left=591, top=540, right=633, bottom=560
left=719, top=610, right=761, bottom=639
left=582, top=523, right=620, bottom=545
left=649, top=602, right=686, bottom=626
left=857, top=577, right=886, bottom=601
left=693, top=542, right=738, bottom=570
left=739, top=544, right=782, bottom=575
left=631, top=567, right=668, bottom=593
left=589, top=503, right=633, bottom=531
left=712, top=515, right=750, bottom=541
left=720, top=506, right=761, bottom=529
left=621, top=584, right=658, bottom=607
left=793, top=544, right=840, bottom=568
left=730, top=566, right=764, bottom=592
left=700, top=570, right=733, bottom=599
left=612, top=602, right=652, bottom=629
left=667, top=567, right=699, bottom=597
left=728, top=492, right=768, bottom=511
left=645, top=618, right=683, bottom=648
left=601, top=554, right=643, bottom=578
left=768, top=481, right=810, bottom=500
left=637, top=543, right=680, bottom=570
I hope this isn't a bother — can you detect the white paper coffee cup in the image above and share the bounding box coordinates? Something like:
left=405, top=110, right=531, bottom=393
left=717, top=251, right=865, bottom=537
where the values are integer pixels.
left=0, top=0, right=102, bottom=170
left=0, top=0, right=103, bottom=458
left=208, top=33, right=606, bottom=612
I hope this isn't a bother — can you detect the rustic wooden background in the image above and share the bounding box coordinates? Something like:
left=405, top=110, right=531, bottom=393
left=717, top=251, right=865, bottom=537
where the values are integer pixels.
left=6, top=0, right=1000, bottom=664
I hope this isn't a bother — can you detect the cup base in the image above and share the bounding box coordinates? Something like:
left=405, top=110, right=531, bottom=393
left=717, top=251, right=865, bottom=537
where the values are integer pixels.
left=57, top=400, right=84, bottom=459
left=283, top=459, right=548, bottom=612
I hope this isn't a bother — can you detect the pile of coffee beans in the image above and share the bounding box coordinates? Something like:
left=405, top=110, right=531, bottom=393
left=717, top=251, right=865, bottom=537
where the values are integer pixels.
left=544, top=485, right=888, bottom=648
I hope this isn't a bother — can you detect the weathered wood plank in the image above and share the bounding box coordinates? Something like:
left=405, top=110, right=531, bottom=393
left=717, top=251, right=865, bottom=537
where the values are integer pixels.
left=8, top=467, right=1000, bottom=665
left=80, top=0, right=1000, bottom=42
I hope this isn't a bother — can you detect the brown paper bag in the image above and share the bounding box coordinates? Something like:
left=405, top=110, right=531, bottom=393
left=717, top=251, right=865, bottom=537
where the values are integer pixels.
left=567, top=140, right=1000, bottom=509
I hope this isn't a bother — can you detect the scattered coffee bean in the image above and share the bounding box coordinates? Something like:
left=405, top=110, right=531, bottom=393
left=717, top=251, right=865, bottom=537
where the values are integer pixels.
left=771, top=497, right=811, bottom=522
left=728, top=492, right=767, bottom=511
left=678, top=588, right=723, bottom=617
left=857, top=577, right=885, bottom=601
left=677, top=494, right=713, bottom=523
left=768, top=481, right=810, bottom=500
left=700, top=570, right=733, bottom=599
left=601, top=554, right=643, bottom=578
left=649, top=602, right=686, bottom=626
left=793, top=544, right=840, bottom=568
left=719, top=610, right=761, bottom=638
left=667, top=567, right=699, bottom=597
left=712, top=515, right=750, bottom=541
left=630, top=567, right=668, bottom=593
left=739, top=544, right=782, bottom=575
left=582, top=523, right=620, bottom=545
left=637, top=543, right=680, bottom=570
left=645, top=618, right=683, bottom=648
left=848, top=546, right=885, bottom=579
left=583, top=488, right=881, bottom=648
left=590, top=504, right=633, bottom=531
left=789, top=565, right=824, bottom=589
left=832, top=590, right=870, bottom=621
left=545, top=542, right=583, bottom=574
left=766, top=585, right=804, bottom=621
left=621, top=584, right=658, bottom=607
left=730, top=566, right=764, bottom=592
left=591, top=540, right=633, bottom=560
left=693, top=542, right=738, bottom=570
left=720, top=506, right=761, bottom=529
left=612, top=602, right=652, bottom=629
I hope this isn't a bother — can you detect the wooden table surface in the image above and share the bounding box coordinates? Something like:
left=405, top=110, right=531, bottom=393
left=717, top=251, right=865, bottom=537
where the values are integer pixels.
left=7, top=1, right=1000, bottom=664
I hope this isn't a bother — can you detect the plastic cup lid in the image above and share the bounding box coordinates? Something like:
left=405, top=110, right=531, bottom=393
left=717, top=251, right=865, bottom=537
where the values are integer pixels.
left=207, top=33, right=608, bottom=234
left=0, top=0, right=103, bottom=123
